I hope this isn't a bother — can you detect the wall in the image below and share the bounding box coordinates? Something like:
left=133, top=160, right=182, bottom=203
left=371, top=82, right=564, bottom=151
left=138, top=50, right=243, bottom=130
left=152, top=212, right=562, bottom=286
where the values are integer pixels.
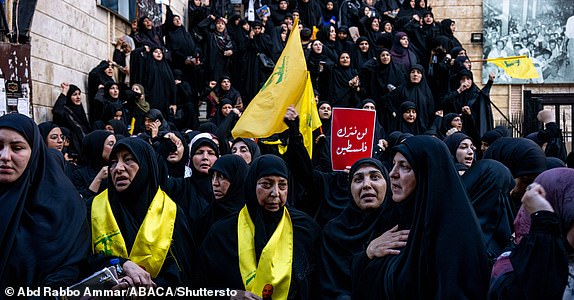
left=28, top=0, right=187, bottom=122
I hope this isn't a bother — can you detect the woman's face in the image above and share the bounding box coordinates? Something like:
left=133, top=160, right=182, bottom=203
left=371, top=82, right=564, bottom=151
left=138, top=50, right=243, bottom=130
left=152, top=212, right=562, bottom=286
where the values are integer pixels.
left=242, top=22, right=250, bottom=31
left=108, top=84, right=120, bottom=99
left=319, top=103, right=332, bottom=120
left=172, top=16, right=182, bottom=27
left=143, top=18, right=153, bottom=30
left=463, top=59, right=472, bottom=70
left=329, top=26, right=337, bottom=41
left=46, top=127, right=64, bottom=151
left=152, top=48, right=163, bottom=61
left=105, top=64, right=114, bottom=77
left=326, top=1, right=334, bottom=10
left=399, top=36, right=409, bottom=48
left=371, top=18, right=380, bottom=31
left=113, top=110, right=123, bottom=120
left=358, top=40, right=370, bottom=53
left=221, top=104, right=233, bottom=117
left=216, top=20, right=226, bottom=33
left=0, top=129, right=31, bottom=184
left=389, top=152, right=416, bottom=202
left=131, top=85, right=141, bottom=94
left=102, top=135, right=116, bottom=162
left=409, top=68, right=422, bottom=84
left=456, top=138, right=475, bottom=168
left=231, top=141, right=252, bottom=164
left=70, top=90, right=82, bottom=105
left=192, top=145, right=218, bottom=174
left=167, top=135, right=185, bottom=164
left=384, top=22, right=393, bottom=33
left=339, top=53, right=351, bottom=67
left=312, top=41, right=323, bottom=54
left=402, top=108, right=417, bottom=123
left=362, top=102, right=376, bottom=111
left=350, top=165, right=387, bottom=211
left=110, top=148, right=140, bottom=192
left=450, top=22, right=456, bottom=33
left=220, top=79, right=231, bottom=91
left=212, top=171, right=231, bottom=200
left=451, top=116, right=463, bottom=130
left=380, top=51, right=391, bottom=64
left=256, top=175, right=288, bottom=212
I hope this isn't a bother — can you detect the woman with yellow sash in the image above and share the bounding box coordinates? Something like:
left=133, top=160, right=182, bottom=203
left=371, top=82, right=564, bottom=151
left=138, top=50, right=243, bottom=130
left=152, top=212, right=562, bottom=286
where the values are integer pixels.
left=199, top=154, right=321, bottom=299
left=88, top=138, right=196, bottom=288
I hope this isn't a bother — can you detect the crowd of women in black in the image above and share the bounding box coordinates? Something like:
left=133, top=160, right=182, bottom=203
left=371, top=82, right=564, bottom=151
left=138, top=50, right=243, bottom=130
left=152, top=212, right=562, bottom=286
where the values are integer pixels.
left=3, top=0, right=574, bottom=299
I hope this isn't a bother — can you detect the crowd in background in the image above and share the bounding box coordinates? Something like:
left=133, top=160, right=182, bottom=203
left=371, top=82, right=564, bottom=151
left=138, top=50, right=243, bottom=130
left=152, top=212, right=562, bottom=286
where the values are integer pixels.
left=2, top=0, right=574, bottom=299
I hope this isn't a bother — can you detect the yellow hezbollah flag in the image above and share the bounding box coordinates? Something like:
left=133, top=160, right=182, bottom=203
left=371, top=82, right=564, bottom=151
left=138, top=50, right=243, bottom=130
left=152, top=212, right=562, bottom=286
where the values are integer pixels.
left=294, top=72, right=322, bottom=157
left=487, top=55, right=539, bottom=79
left=232, top=18, right=321, bottom=157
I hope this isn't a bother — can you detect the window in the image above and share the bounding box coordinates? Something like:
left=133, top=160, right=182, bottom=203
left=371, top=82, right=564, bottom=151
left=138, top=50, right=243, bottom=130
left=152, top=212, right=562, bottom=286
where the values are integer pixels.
left=99, top=0, right=137, bottom=22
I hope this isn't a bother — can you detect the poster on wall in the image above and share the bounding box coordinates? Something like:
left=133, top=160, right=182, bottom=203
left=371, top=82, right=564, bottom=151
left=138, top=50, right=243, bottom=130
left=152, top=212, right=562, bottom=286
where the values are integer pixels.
left=483, top=0, right=574, bottom=84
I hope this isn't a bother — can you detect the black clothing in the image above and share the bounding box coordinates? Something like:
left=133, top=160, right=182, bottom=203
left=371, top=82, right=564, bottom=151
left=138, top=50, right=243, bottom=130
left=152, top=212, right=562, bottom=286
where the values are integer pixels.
left=71, top=130, right=113, bottom=200
left=194, top=154, right=249, bottom=244
left=87, top=138, right=195, bottom=287
left=198, top=155, right=321, bottom=299
left=462, top=159, right=515, bottom=264
left=319, top=158, right=390, bottom=300
left=0, top=113, right=89, bottom=290
left=52, top=85, right=92, bottom=155
left=327, top=59, right=360, bottom=108
left=142, top=48, right=177, bottom=114
left=352, top=135, right=490, bottom=299
left=87, top=61, right=115, bottom=124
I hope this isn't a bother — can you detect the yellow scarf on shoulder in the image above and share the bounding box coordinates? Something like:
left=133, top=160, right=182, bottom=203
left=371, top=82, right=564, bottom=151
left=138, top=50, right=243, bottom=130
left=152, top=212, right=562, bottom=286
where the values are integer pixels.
left=238, top=205, right=293, bottom=300
left=91, top=187, right=176, bottom=278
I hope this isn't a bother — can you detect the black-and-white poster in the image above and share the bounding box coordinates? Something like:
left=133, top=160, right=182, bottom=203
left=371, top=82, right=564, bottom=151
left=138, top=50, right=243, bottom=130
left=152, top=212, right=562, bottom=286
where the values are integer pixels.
left=483, top=0, right=574, bottom=84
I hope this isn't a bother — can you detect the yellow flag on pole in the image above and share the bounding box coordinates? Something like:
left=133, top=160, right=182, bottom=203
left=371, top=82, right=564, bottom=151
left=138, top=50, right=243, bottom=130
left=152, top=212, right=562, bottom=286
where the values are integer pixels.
left=486, top=55, right=539, bottom=79
left=232, top=18, right=321, bottom=157
left=294, top=72, right=322, bottom=157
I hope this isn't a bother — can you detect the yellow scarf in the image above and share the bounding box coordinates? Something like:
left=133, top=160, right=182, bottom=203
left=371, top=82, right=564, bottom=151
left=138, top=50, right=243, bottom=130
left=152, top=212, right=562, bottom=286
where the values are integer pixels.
left=91, top=187, right=176, bottom=278
left=238, top=205, right=293, bottom=300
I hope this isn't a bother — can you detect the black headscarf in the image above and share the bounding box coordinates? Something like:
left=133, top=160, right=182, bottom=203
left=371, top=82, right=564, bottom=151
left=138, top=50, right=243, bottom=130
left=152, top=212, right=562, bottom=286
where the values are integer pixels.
left=443, top=131, right=472, bottom=171
left=351, top=36, right=376, bottom=70
left=162, top=131, right=190, bottom=179
left=462, top=159, right=515, bottom=263
left=79, top=130, right=113, bottom=170
left=393, top=100, right=426, bottom=135
left=198, top=154, right=321, bottom=298
left=320, top=158, right=390, bottom=300
left=353, top=135, right=489, bottom=299
left=393, top=63, right=434, bottom=129
left=0, top=113, right=89, bottom=288
left=194, top=155, right=249, bottom=243
left=328, top=52, right=359, bottom=108
left=232, top=138, right=262, bottom=163
left=483, top=137, right=547, bottom=178
left=143, top=47, right=176, bottom=114
left=38, top=121, right=59, bottom=143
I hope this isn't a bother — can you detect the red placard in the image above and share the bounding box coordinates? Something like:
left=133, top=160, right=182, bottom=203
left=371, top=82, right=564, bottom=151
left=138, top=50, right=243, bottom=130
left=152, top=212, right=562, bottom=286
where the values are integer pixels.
left=330, top=108, right=376, bottom=171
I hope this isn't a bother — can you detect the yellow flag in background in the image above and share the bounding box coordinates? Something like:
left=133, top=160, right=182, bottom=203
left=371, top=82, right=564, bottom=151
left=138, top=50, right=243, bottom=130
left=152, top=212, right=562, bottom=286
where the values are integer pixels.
left=295, top=72, right=322, bottom=158
left=232, top=18, right=321, bottom=157
left=486, top=55, right=539, bottom=79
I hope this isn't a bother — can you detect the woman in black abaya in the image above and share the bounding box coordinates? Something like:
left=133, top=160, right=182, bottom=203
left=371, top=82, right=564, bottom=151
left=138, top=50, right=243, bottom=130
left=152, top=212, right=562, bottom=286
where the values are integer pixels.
left=71, top=130, right=116, bottom=200
left=386, top=63, right=434, bottom=129
left=462, top=159, right=515, bottom=265
left=198, top=155, right=321, bottom=299
left=351, top=36, right=376, bottom=70
left=88, top=138, right=195, bottom=288
left=0, top=113, right=89, bottom=289
left=353, top=135, right=490, bottom=299
left=193, top=154, right=249, bottom=244
left=52, top=83, right=92, bottom=156
left=320, top=158, right=395, bottom=300
left=164, top=6, right=201, bottom=84
left=327, top=52, right=361, bottom=108
left=360, top=48, right=407, bottom=132
left=142, top=46, right=177, bottom=114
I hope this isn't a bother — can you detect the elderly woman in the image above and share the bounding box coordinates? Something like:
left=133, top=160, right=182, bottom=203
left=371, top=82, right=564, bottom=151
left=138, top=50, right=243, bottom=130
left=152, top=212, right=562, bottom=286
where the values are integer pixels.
left=319, top=158, right=398, bottom=300
left=490, top=168, right=574, bottom=299
left=199, top=155, right=321, bottom=299
left=88, top=138, right=195, bottom=288
left=0, top=113, right=89, bottom=289
left=353, top=135, right=490, bottom=299
left=194, top=154, right=249, bottom=244
left=231, top=138, right=261, bottom=165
